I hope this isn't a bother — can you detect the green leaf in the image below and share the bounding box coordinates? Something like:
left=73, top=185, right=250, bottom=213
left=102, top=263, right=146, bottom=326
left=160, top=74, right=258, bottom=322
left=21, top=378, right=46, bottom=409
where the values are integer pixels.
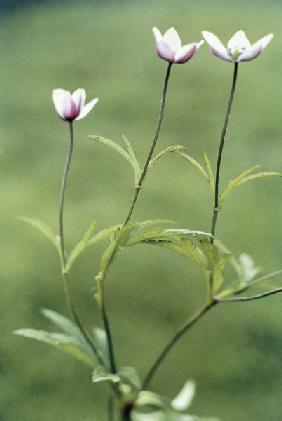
left=176, top=151, right=208, bottom=181
left=14, top=329, right=96, bottom=367
left=212, top=253, right=231, bottom=292
left=220, top=168, right=281, bottom=204
left=92, top=365, right=121, bottom=383
left=89, top=135, right=141, bottom=184
left=93, top=327, right=109, bottom=365
left=19, top=217, right=60, bottom=253
left=122, top=134, right=141, bottom=185
left=149, top=145, right=186, bottom=168
left=88, top=224, right=120, bottom=247
left=203, top=152, right=214, bottom=194
left=65, top=220, right=96, bottom=273
left=118, top=366, right=141, bottom=391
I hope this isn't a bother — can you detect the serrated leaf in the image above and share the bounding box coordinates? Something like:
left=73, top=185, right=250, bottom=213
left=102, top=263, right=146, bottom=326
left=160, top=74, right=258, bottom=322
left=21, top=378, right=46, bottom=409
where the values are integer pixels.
left=220, top=169, right=281, bottom=204
left=176, top=151, right=209, bottom=181
left=122, top=134, right=141, bottom=185
left=92, top=366, right=120, bottom=383
left=149, top=145, right=186, bottom=168
left=203, top=152, right=215, bottom=195
left=65, top=220, right=96, bottom=272
left=14, top=329, right=96, bottom=367
left=19, top=217, right=60, bottom=253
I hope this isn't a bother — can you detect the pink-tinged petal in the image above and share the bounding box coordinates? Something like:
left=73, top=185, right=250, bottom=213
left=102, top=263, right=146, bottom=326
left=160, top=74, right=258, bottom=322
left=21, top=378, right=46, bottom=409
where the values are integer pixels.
left=174, top=43, right=197, bottom=64
left=72, top=89, right=86, bottom=112
left=162, top=27, right=181, bottom=53
left=202, top=31, right=230, bottom=61
left=156, top=39, right=174, bottom=62
left=239, top=44, right=262, bottom=62
left=76, top=98, right=99, bottom=121
left=210, top=47, right=232, bottom=62
left=152, top=27, right=162, bottom=42
left=196, top=40, right=205, bottom=50
left=52, top=89, right=68, bottom=119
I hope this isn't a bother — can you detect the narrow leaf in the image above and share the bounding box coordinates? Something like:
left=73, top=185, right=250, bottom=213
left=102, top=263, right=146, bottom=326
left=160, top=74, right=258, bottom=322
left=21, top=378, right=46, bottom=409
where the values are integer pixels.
left=65, top=220, right=96, bottom=272
left=203, top=152, right=215, bottom=194
left=149, top=145, right=186, bottom=168
left=92, top=366, right=120, bottom=383
left=14, top=328, right=96, bottom=367
left=88, top=225, right=120, bottom=247
left=220, top=170, right=281, bottom=204
left=176, top=151, right=208, bottom=181
left=122, top=134, right=141, bottom=184
left=19, top=217, right=60, bottom=252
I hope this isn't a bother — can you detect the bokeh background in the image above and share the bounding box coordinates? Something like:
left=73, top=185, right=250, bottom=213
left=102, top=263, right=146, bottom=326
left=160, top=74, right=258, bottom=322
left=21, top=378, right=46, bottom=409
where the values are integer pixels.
left=1, top=0, right=282, bottom=420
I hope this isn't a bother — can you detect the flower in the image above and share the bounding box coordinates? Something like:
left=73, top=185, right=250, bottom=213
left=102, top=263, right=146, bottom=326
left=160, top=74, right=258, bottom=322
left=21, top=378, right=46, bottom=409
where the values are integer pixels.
left=202, top=30, right=273, bottom=62
left=152, top=27, right=204, bottom=64
left=52, top=89, right=98, bottom=122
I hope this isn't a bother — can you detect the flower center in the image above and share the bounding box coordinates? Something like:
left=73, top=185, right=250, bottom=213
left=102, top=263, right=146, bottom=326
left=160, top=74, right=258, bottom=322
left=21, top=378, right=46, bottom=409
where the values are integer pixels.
left=228, top=45, right=246, bottom=60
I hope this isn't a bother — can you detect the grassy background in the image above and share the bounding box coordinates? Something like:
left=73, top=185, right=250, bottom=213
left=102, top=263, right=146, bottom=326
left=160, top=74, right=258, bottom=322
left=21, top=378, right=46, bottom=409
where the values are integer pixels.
left=1, top=0, right=282, bottom=419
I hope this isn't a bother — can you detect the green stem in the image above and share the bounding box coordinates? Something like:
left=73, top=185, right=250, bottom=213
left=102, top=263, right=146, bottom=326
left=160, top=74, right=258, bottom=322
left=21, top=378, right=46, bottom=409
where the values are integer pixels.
left=100, top=62, right=174, bottom=379
left=59, top=122, right=105, bottom=367
left=218, top=287, right=282, bottom=302
left=123, top=62, right=173, bottom=226
left=210, top=62, right=239, bottom=241
left=142, top=299, right=217, bottom=389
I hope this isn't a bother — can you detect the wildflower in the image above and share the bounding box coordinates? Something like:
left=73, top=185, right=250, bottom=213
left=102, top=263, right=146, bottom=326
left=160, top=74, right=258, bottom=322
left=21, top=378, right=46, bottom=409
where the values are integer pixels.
left=52, top=89, right=98, bottom=122
left=153, top=27, right=204, bottom=64
left=202, top=30, right=273, bottom=62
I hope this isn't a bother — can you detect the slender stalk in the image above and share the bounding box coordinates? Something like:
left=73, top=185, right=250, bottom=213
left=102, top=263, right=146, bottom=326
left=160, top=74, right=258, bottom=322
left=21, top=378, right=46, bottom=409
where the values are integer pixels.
left=218, top=287, right=282, bottom=302
left=59, top=122, right=105, bottom=366
left=142, top=300, right=217, bottom=389
left=101, top=62, right=174, bottom=380
left=108, top=396, right=114, bottom=421
left=210, top=62, right=239, bottom=241
left=123, top=62, right=173, bottom=226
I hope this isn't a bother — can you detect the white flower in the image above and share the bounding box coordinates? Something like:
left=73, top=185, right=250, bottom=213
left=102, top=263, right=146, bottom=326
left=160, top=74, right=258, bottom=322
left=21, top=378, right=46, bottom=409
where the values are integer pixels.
left=52, top=89, right=98, bottom=122
left=202, top=30, right=273, bottom=62
left=153, top=27, right=204, bottom=64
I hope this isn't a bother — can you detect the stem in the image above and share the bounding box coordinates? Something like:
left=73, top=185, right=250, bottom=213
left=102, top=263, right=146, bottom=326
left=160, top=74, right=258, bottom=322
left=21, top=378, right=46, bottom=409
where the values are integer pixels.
left=142, top=300, right=217, bottom=389
left=210, top=62, right=239, bottom=241
left=58, top=122, right=105, bottom=367
left=101, top=62, right=174, bottom=380
left=123, top=62, right=173, bottom=226
left=218, top=287, right=282, bottom=302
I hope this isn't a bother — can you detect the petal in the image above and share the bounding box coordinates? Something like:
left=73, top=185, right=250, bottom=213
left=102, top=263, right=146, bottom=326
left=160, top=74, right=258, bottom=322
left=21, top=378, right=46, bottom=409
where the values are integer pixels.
left=196, top=39, right=205, bottom=50
left=152, top=27, right=162, bottom=42
left=162, top=27, right=181, bottom=53
left=156, top=39, right=174, bottom=62
left=227, top=30, right=251, bottom=52
left=72, top=89, right=86, bottom=112
left=202, top=31, right=230, bottom=61
left=174, top=43, right=197, bottom=64
left=239, top=33, right=273, bottom=62
left=76, top=98, right=99, bottom=121
left=171, top=381, right=196, bottom=411
left=52, top=89, right=68, bottom=119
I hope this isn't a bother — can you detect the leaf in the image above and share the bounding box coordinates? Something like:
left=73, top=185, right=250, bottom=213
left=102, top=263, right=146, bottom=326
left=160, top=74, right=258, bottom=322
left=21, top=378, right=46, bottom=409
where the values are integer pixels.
left=19, top=216, right=60, bottom=253
left=89, top=135, right=141, bottom=184
left=88, top=224, right=120, bottom=247
left=92, top=366, right=120, bottom=383
left=212, top=253, right=231, bottom=292
left=171, top=381, right=196, bottom=411
left=93, top=327, right=109, bottom=366
left=65, top=220, right=96, bottom=273
left=149, top=145, right=186, bottom=168
left=220, top=168, right=281, bottom=204
left=122, top=134, right=141, bottom=185
left=14, top=328, right=96, bottom=367
left=203, top=152, right=214, bottom=194
left=118, top=366, right=141, bottom=391
left=176, top=151, right=208, bottom=181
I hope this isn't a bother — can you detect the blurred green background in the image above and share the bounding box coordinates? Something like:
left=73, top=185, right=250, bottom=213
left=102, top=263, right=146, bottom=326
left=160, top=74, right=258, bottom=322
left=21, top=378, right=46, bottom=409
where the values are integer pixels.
left=1, top=0, right=282, bottom=419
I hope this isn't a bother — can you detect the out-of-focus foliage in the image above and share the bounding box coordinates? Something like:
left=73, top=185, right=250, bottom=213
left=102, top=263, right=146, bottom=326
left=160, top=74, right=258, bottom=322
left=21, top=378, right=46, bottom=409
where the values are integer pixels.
left=1, top=1, right=282, bottom=420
